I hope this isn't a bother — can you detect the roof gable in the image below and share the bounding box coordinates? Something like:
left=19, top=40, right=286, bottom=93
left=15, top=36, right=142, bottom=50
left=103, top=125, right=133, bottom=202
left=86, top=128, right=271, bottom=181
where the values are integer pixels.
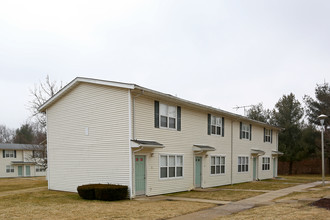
left=38, top=77, right=135, bottom=112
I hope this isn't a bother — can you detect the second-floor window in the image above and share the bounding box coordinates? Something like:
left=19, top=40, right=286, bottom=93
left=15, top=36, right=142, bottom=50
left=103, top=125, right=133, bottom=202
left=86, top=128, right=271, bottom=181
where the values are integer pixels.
left=3, top=150, right=15, bottom=158
left=154, top=101, right=181, bottom=131
left=208, top=114, right=224, bottom=136
left=264, top=128, right=272, bottom=143
left=240, top=123, right=251, bottom=140
left=211, top=116, right=222, bottom=135
left=160, top=103, right=177, bottom=129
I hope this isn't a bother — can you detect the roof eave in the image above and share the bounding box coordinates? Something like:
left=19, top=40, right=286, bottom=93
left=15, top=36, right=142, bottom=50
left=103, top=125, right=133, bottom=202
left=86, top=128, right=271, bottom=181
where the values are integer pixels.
left=133, top=85, right=281, bottom=130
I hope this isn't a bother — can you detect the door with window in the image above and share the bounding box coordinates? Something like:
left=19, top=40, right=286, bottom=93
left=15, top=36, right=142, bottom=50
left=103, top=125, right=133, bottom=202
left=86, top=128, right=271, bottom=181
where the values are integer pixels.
left=18, top=166, right=23, bottom=176
left=26, top=166, right=31, bottom=176
left=195, top=157, right=202, bottom=188
left=135, top=156, right=146, bottom=196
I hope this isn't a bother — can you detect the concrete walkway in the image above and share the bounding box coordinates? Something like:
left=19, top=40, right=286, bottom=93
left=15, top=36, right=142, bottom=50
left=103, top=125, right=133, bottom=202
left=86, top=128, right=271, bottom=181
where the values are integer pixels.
left=170, top=181, right=329, bottom=220
left=0, top=186, right=47, bottom=198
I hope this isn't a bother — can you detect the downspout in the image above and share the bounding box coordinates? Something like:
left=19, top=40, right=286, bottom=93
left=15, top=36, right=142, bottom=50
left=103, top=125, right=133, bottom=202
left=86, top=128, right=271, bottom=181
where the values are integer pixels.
left=128, top=90, right=133, bottom=199
left=130, top=90, right=144, bottom=198
left=230, top=120, right=233, bottom=185
left=46, top=109, right=50, bottom=188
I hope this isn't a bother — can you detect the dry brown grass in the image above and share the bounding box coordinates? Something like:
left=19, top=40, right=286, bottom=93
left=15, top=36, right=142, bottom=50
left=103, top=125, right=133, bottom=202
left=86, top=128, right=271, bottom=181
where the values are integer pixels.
left=218, top=181, right=297, bottom=190
left=276, top=175, right=330, bottom=183
left=0, top=177, right=47, bottom=192
left=168, top=190, right=263, bottom=201
left=275, top=185, right=330, bottom=201
left=217, top=202, right=330, bottom=220
left=0, top=189, right=215, bottom=220
left=216, top=178, right=330, bottom=220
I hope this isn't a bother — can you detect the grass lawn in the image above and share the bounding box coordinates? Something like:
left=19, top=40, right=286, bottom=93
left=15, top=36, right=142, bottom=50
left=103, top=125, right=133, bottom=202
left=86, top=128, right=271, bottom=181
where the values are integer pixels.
left=217, top=201, right=330, bottom=220
left=167, top=175, right=330, bottom=202
left=0, top=178, right=215, bottom=219
left=0, top=177, right=47, bottom=192
left=168, top=190, right=263, bottom=201
left=217, top=184, right=330, bottom=220
left=218, top=181, right=298, bottom=190
left=1, top=175, right=329, bottom=219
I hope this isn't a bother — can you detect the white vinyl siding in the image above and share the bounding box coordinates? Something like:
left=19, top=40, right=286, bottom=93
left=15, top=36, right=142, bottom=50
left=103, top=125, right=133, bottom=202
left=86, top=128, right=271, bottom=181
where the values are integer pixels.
left=47, top=83, right=130, bottom=192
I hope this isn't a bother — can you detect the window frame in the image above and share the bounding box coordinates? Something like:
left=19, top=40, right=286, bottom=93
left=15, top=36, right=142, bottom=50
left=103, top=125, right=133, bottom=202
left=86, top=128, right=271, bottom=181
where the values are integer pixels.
left=159, top=103, right=177, bottom=130
left=262, top=157, right=270, bottom=171
left=211, top=116, right=222, bottom=136
left=5, top=150, right=14, bottom=158
left=264, top=129, right=271, bottom=143
left=238, top=156, right=249, bottom=173
left=241, top=123, right=250, bottom=140
left=6, top=165, right=14, bottom=173
left=159, top=154, right=184, bottom=179
left=210, top=155, right=226, bottom=175
left=36, top=165, right=45, bottom=172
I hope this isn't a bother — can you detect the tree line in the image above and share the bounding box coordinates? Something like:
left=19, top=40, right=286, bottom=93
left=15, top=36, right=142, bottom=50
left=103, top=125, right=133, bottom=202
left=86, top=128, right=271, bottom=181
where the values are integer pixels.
left=247, top=83, right=330, bottom=174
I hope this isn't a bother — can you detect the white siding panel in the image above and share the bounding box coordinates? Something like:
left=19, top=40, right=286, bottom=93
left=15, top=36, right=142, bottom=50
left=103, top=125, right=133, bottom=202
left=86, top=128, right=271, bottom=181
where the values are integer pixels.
left=47, top=83, right=130, bottom=192
left=134, top=97, right=232, bottom=196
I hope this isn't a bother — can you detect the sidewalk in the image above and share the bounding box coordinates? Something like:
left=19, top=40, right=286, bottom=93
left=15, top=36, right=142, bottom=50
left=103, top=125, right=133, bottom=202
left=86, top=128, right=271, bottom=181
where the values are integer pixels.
left=170, top=181, right=328, bottom=220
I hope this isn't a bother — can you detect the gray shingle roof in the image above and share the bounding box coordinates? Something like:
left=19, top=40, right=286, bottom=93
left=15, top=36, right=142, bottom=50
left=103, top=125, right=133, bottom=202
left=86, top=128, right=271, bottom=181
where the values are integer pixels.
left=0, top=143, right=41, bottom=150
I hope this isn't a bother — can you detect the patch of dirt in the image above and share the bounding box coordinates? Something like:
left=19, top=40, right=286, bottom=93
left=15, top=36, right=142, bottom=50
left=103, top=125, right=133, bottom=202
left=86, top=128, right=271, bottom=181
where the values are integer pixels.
left=310, top=198, right=330, bottom=210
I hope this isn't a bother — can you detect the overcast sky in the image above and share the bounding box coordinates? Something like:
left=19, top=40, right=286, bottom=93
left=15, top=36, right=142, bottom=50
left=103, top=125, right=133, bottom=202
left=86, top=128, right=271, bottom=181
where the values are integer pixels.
left=0, top=0, right=329, bottom=129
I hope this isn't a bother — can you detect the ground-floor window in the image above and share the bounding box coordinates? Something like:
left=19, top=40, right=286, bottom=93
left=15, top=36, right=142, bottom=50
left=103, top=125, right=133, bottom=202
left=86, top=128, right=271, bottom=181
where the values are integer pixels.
left=262, top=157, right=270, bottom=170
left=6, top=165, right=14, bottom=173
left=160, top=154, right=183, bottom=178
left=211, top=156, right=225, bottom=174
left=238, top=156, right=249, bottom=172
left=36, top=165, right=46, bottom=172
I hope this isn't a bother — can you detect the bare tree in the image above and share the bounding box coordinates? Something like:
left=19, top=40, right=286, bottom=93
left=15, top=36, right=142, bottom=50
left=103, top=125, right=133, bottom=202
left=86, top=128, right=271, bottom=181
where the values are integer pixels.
left=27, top=75, right=62, bottom=170
left=0, top=125, right=14, bottom=143
left=29, top=75, right=62, bottom=129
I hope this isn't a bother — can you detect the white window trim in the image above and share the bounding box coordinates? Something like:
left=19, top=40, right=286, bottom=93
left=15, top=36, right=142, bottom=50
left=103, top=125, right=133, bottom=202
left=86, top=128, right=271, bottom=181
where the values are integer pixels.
left=238, top=156, right=249, bottom=173
left=6, top=165, right=14, bottom=173
left=159, top=103, right=177, bottom=130
left=241, top=123, right=250, bottom=140
left=211, top=115, right=222, bottom=136
left=265, top=129, right=271, bottom=143
left=4, top=150, right=14, bottom=158
left=210, top=155, right=226, bottom=175
left=262, top=157, right=271, bottom=171
left=159, top=154, right=184, bottom=180
left=36, top=165, right=45, bottom=172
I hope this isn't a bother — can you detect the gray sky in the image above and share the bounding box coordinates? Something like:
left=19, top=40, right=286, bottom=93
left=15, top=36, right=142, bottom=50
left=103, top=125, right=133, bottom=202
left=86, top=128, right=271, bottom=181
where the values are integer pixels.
left=0, top=0, right=329, bottom=129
